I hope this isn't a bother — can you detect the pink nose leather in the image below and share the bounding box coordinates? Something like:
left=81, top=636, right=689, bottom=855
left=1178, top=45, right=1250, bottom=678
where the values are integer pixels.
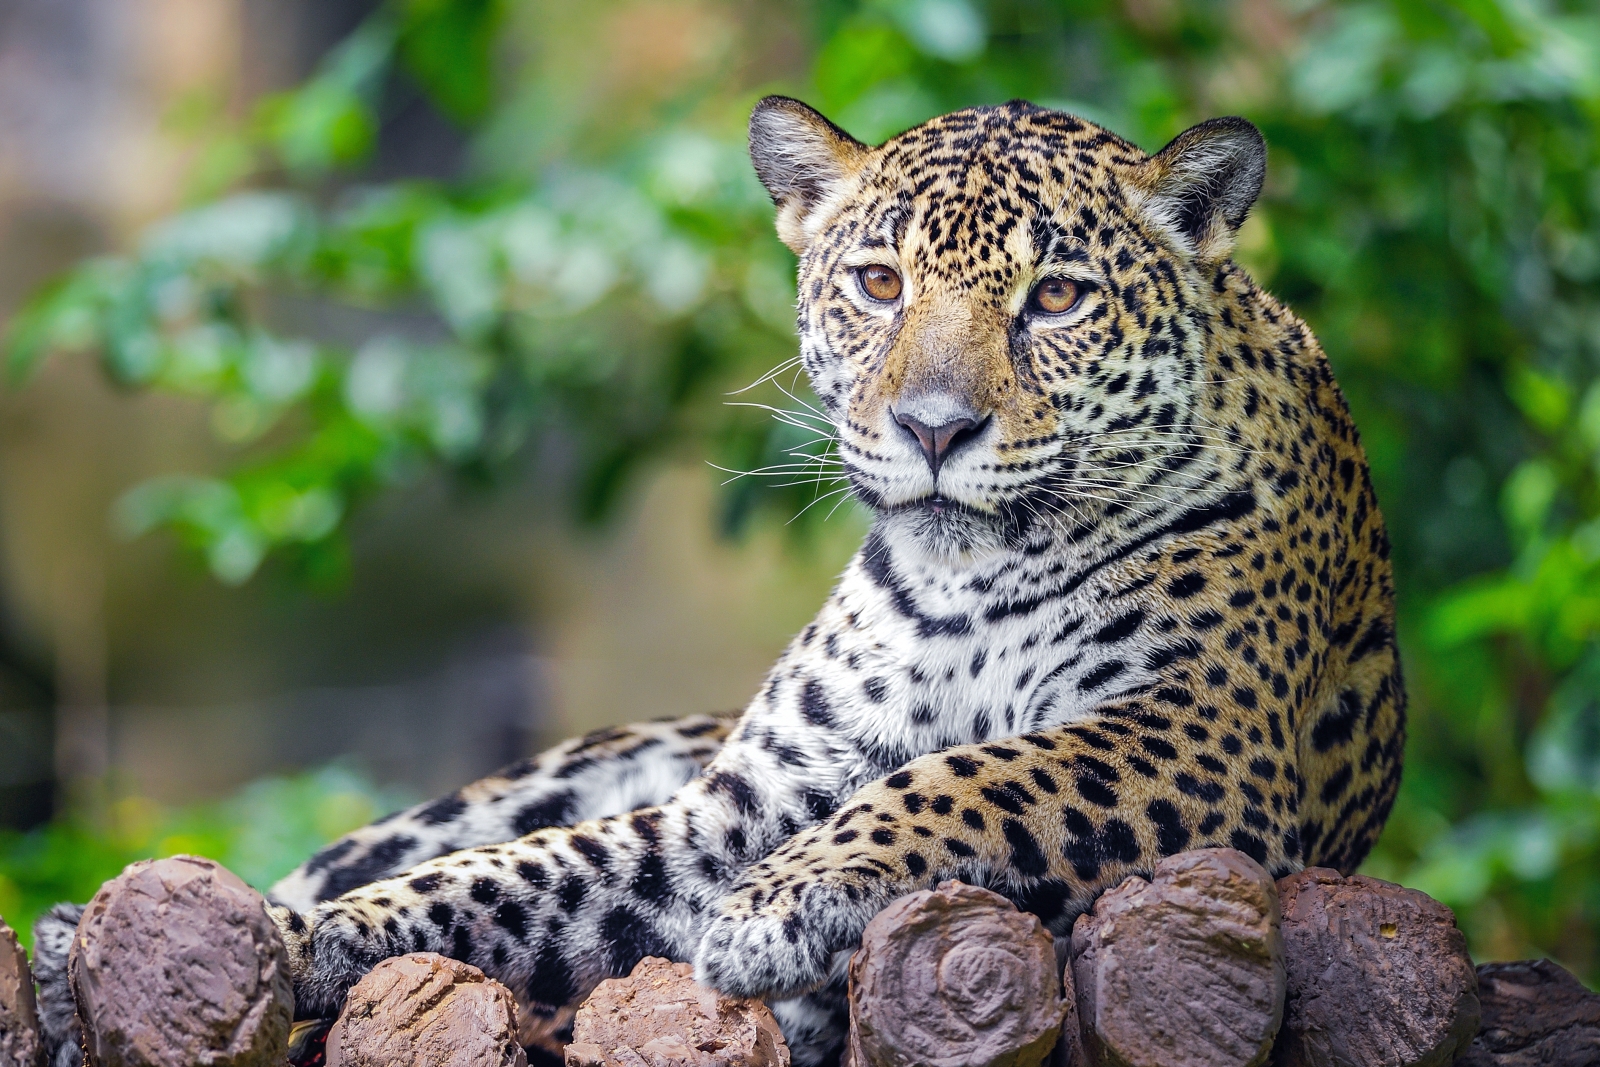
left=893, top=409, right=985, bottom=478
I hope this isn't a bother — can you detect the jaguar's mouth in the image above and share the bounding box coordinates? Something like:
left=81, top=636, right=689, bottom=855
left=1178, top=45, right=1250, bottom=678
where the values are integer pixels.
left=889, top=492, right=986, bottom=520
left=899, top=492, right=997, bottom=526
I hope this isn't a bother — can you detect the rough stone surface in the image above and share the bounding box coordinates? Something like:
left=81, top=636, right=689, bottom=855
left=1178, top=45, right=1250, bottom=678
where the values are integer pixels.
left=1455, top=958, right=1600, bottom=1066
left=1273, top=867, right=1479, bottom=1067
left=1070, top=848, right=1285, bottom=1067
left=846, top=881, right=1063, bottom=1067
left=1051, top=952, right=1086, bottom=1067
left=567, top=956, right=789, bottom=1067
left=0, top=919, right=43, bottom=1067
left=68, top=856, right=292, bottom=1067
left=325, top=953, right=526, bottom=1067
left=569, top=959, right=787, bottom=1067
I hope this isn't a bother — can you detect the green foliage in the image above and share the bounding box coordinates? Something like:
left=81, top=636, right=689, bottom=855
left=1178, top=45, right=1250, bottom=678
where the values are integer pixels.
left=6, top=0, right=1600, bottom=978
left=0, top=767, right=412, bottom=949
left=396, top=0, right=506, bottom=122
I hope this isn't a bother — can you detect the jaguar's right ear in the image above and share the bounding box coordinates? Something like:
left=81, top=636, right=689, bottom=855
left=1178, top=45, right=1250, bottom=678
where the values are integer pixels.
left=749, top=96, right=868, bottom=253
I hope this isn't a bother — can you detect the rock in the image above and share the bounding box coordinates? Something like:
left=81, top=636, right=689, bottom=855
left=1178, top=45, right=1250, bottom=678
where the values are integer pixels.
left=68, top=856, right=292, bottom=1067
left=1051, top=952, right=1086, bottom=1067
left=1273, top=867, right=1479, bottom=1067
left=1070, top=848, right=1285, bottom=1067
left=0, top=919, right=43, bottom=1067
left=567, top=956, right=789, bottom=1067
left=846, top=881, right=1064, bottom=1067
left=1455, top=958, right=1600, bottom=1066
left=324, top=953, right=526, bottom=1067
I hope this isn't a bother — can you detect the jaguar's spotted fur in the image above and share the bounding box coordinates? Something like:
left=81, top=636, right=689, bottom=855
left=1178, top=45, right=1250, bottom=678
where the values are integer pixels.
left=37, top=98, right=1404, bottom=1067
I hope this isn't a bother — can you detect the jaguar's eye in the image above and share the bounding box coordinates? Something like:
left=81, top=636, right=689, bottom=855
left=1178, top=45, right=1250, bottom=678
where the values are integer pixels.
left=858, top=265, right=903, bottom=303
left=1030, top=278, right=1083, bottom=315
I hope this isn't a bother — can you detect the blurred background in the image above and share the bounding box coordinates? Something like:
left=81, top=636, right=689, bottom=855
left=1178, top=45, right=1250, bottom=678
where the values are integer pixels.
left=0, top=0, right=1596, bottom=983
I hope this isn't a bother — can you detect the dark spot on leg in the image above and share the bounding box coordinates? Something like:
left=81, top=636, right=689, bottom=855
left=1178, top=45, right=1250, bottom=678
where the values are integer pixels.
left=304, top=839, right=355, bottom=875
left=945, top=838, right=976, bottom=858
left=320, top=836, right=419, bottom=899
left=1075, top=776, right=1119, bottom=808
left=1101, top=818, right=1139, bottom=863
left=1145, top=798, right=1189, bottom=855
left=708, top=772, right=760, bottom=815
left=494, top=901, right=528, bottom=940
left=571, top=835, right=611, bottom=871
left=525, top=941, right=575, bottom=1007
left=601, top=906, right=671, bottom=976
left=1002, top=819, right=1048, bottom=877
left=631, top=851, right=670, bottom=902
left=557, top=877, right=587, bottom=912
left=514, top=792, right=577, bottom=836
left=945, top=755, right=981, bottom=777
left=1011, top=879, right=1072, bottom=925
left=1230, top=829, right=1269, bottom=865
left=416, top=792, right=468, bottom=826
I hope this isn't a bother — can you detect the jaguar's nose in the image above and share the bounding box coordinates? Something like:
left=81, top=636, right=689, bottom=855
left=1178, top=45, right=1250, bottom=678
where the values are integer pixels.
left=892, top=406, right=988, bottom=478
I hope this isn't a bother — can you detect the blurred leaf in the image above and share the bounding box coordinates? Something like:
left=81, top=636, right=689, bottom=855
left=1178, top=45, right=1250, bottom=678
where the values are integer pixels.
left=2, top=261, right=121, bottom=384
left=255, top=13, right=396, bottom=175
left=396, top=0, right=505, bottom=123
left=880, top=0, right=986, bottom=63
left=143, top=192, right=318, bottom=278
left=1508, top=367, right=1571, bottom=434
left=257, top=83, right=377, bottom=174
left=1502, top=459, right=1559, bottom=539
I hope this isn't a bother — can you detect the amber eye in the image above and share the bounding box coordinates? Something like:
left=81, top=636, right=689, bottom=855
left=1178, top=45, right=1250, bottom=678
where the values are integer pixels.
left=858, top=264, right=903, bottom=302
left=1030, top=278, right=1083, bottom=315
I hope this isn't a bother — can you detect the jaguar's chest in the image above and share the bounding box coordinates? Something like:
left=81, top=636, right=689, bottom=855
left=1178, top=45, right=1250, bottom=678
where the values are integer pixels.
left=805, top=543, right=1163, bottom=766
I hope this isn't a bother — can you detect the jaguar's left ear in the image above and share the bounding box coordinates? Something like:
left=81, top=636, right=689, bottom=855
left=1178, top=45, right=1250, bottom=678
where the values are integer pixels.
left=1132, top=117, right=1266, bottom=263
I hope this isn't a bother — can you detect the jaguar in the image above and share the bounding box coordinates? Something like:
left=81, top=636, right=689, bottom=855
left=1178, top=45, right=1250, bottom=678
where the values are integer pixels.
left=37, top=96, right=1404, bottom=1067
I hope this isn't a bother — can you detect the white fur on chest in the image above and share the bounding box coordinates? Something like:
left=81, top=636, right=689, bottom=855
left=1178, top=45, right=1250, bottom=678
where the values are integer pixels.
left=773, top=532, right=1159, bottom=778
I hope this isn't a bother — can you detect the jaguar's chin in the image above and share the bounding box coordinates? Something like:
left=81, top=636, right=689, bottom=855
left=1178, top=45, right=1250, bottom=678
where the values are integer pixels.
left=876, top=494, right=1009, bottom=560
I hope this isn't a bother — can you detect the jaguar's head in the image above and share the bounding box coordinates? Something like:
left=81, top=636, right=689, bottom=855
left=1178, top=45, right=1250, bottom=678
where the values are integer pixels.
left=748, top=97, right=1266, bottom=560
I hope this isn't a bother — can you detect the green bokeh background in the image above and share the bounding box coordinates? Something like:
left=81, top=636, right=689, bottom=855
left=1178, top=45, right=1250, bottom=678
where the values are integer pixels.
left=4, top=0, right=1599, bottom=981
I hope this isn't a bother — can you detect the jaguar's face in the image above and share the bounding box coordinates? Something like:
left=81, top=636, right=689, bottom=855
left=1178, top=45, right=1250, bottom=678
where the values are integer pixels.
left=749, top=98, right=1266, bottom=558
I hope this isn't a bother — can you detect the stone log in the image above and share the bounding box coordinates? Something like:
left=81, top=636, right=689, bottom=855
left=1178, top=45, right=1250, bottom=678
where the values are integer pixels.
left=844, top=881, right=1064, bottom=1067
left=1051, top=954, right=1086, bottom=1067
left=1455, top=958, right=1600, bottom=1066
left=0, top=919, right=43, bottom=1067
left=1068, top=848, right=1286, bottom=1067
left=323, top=953, right=526, bottom=1067
left=68, top=856, right=292, bottom=1067
left=1272, top=867, right=1479, bottom=1067
left=566, top=956, right=789, bottom=1067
